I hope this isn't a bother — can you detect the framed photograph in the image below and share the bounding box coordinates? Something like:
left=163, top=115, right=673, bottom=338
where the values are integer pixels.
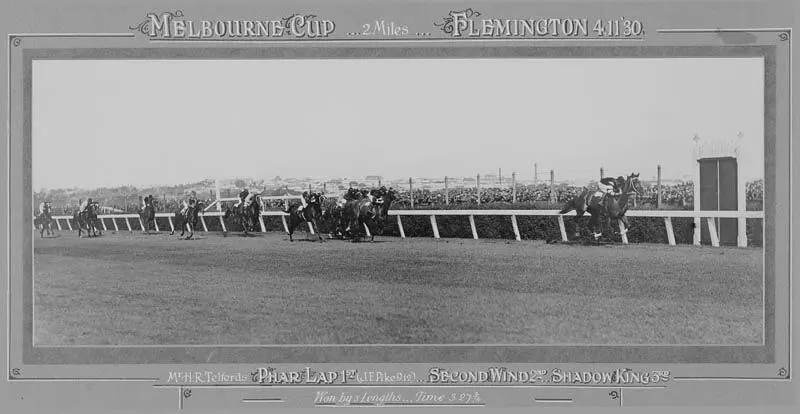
left=2, top=0, right=796, bottom=410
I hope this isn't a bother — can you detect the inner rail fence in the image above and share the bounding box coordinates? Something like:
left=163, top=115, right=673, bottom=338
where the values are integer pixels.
left=42, top=209, right=764, bottom=248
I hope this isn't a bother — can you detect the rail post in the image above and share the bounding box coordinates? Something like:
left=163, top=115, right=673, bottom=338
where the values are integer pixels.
left=557, top=215, right=568, bottom=242
left=469, top=215, right=478, bottom=239
left=511, top=215, right=521, bottom=241
left=216, top=179, right=226, bottom=232
left=657, top=164, right=662, bottom=209
left=549, top=170, right=555, bottom=203
left=444, top=176, right=449, bottom=205
left=512, top=172, right=517, bottom=203
left=664, top=217, right=676, bottom=245
left=477, top=174, right=481, bottom=205
left=430, top=215, right=440, bottom=239
left=409, top=177, right=414, bottom=209
left=396, top=215, right=406, bottom=238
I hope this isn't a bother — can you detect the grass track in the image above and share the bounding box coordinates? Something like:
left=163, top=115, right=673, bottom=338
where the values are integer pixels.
left=33, top=231, right=763, bottom=346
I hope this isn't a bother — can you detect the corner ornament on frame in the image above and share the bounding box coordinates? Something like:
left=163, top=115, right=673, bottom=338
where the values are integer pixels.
left=11, top=36, right=21, bottom=47
left=433, top=8, right=482, bottom=35
left=778, top=31, right=789, bottom=41
left=129, top=10, right=185, bottom=36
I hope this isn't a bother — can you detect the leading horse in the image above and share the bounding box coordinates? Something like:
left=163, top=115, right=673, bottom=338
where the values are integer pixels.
left=350, top=187, right=398, bottom=242
left=559, top=173, right=643, bottom=241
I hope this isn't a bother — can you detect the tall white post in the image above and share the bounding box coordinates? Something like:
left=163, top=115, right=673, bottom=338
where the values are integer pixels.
left=692, top=134, right=702, bottom=246
left=736, top=132, right=747, bottom=247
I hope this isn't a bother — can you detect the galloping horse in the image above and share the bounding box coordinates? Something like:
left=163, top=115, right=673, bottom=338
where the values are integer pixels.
left=139, top=197, right=158, bottom=234
left=343, top=186, right=398, bottom=242
left=224, top=195, right=262, bottom=234
left=34, top=208, right=54, bottom=238
left=171, top=200, right=206, bottom=240
left=285, top=192, right=325, bottom=242
left=559, top=173, right=643, bottom=241
left=74, top=203, right=101, bottom=238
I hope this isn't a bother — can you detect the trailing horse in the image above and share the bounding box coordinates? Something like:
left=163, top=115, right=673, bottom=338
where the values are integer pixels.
left=73, top=203, right=101, bottom=238
left=34, top=211, right=54, bottom=238
left=139, top=198, right=158, bottom=234
left=559, top=173, right=642, bottom=241
left=171, top=201, right=206, bottom=240
left=285, top=192, right=325, bottom=242
left=223, top=196, right=262, bottom=234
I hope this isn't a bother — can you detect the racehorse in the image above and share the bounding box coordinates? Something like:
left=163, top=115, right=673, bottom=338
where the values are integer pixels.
left=34, top=210, right=54, bottom=238
left=285, top=192, right=325, bottom=242
left=559, top=173, right=643, bottom=241
left=224, top=195, right=263, bottom=234
left=139, top=197, right=158, bottom=234
left=340, top=187, right=398, bottom=242
left=73, top=203, right=101, bottom=238
left=171, top=201, right=206, bottom=240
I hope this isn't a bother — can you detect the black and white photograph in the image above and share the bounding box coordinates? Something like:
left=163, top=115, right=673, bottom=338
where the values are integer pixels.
left=30, top=56, right=766, bottom=347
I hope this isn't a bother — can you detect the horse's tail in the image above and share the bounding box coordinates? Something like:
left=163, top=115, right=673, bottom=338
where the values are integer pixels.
left=559, top=199, right=576, bottom=214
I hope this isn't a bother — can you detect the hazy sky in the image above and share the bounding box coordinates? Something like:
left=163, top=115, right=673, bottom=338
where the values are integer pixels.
left=32, top=57, right=764, bottom=190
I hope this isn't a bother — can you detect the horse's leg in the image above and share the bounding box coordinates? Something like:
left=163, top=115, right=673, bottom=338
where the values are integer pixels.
left=312, top=219, right=324, bottom=242
left=367, top=218, right=376, bottom=242
left=620, top=216, right=630, bottom=235
left=590, top=215, right=601, bottom=241
left=573, top=211, right=584, bottom=238
left=287, top=220, right=295, bottom=242
left=185, top=222, right=193, bottom=240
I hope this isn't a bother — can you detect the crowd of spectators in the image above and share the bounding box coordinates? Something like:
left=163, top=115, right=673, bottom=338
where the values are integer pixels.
left=36, top=180, right=765, bottom=215
left=390, top=180, right=762, bottom=208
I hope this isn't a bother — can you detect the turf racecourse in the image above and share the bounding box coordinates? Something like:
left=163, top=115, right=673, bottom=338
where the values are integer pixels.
left=33, top=231, right=763, bottom=346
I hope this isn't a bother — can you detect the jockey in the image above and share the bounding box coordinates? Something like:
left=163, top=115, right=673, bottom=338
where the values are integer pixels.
left=243, top=190, right=259, bottom=208
left=38, top=201, right=50, bottom=216
left=141, top=195, right=148, bottom=210
left=599, top=176, right=625, bottom=196
left=79, top=198, right=92, bottom=213
left=344, top=187, right=360, bottom=201
left=234, top=189, right=249, bottom=208
left=180, top=191, right=197, bottom=215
